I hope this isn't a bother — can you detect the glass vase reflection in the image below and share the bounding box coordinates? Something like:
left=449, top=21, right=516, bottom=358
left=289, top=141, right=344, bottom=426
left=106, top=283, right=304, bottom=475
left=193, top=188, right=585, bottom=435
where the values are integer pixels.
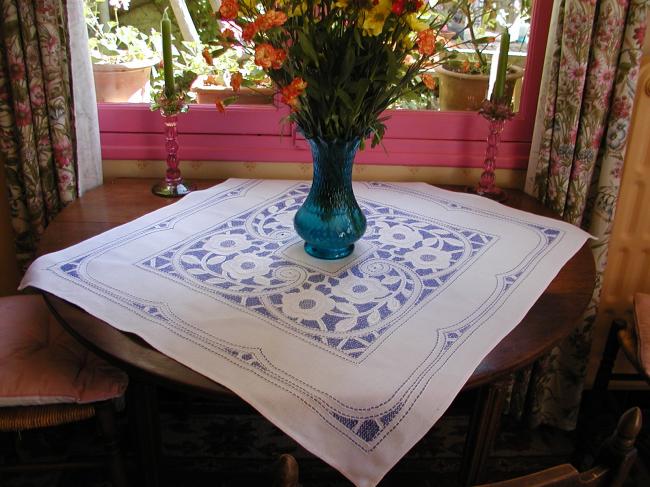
left=294, top=137, right=367, bottom=260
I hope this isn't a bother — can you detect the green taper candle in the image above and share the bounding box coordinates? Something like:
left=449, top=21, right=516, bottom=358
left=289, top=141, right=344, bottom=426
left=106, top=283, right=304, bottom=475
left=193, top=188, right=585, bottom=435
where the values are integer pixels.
left=492, top=29, right=510, bottom=102
left=161, top=8, right=175, bottom=98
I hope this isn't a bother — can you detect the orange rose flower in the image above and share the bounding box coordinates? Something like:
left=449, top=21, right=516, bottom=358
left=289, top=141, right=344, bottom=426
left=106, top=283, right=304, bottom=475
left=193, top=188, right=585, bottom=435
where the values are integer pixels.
left=204, top=74, right=220, bottom=86
left=421, top=73, right=436, bottom=90
left=281, top=92, right=299, bottom=108
left=222, top=28, right=235, bottom=40
left=256, top=15, right=273, bottom=32
left=202, top=48, right=213, bottom=65
left=254, top=43, right=276, bottom=69
left=271, top=48, right=287, bottom=69
left=281, top=77, right=307, bottom=108
left=230, top=72, right=243, bottom=92
left=242, top=23, right=258, bottom=42
left=417, top=29, right=436, bottom=56
left=257, top=10, right=287, bottom=31
left=219, top=0, right=238, bottom=20
left=289, top=77, right=307, bottom=92
left=255, top=44, right=286, bottom=70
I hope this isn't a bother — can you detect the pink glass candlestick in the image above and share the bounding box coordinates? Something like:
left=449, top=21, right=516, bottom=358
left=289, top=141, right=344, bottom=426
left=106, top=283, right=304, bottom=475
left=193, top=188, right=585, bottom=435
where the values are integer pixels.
left=475, top=117, right=507, bottom=202
left=471, top=99, right=515, bottom=203
left=152, top=112, right=195, bottom=197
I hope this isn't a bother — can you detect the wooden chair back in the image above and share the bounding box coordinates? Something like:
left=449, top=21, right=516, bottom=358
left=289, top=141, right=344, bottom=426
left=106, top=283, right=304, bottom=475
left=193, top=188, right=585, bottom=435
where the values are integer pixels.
left=476, top=407, right=642, bottom=487
left=267, top=408, right=641, bottom=487
left=273, top=453, right=300, bottom=487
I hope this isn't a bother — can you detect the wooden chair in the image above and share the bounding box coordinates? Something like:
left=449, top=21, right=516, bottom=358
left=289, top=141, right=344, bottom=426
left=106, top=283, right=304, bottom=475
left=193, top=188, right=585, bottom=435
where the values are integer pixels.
left=273, top=453, right=300, bottom=487
left=594, top=293, right=650, bottom=390
left=268, top=409, right=640, bottom=487
left=475, top=407, right=642, bottom=487
left=267, top=409, right=641, bottom=487
left=0, top=295, right=129, bottom=486
left=585, top=292, right=650, bottom=472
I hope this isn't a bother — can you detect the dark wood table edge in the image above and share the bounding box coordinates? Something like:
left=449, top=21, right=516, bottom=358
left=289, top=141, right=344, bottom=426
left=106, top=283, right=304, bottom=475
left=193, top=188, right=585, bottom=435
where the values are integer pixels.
left=466, top=241, right=595, bottom=389
left=38, top=290, right=239, bottom=397
left=41, top=240, right=596, bottom=395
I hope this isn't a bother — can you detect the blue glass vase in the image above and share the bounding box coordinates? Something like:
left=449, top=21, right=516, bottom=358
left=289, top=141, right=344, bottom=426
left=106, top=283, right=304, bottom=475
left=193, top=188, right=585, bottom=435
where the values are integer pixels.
left=294, top=137, right=367, bottom=260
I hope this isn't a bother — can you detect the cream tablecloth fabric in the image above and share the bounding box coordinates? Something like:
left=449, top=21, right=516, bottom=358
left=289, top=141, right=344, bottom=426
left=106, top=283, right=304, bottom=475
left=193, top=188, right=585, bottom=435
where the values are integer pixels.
left=21, top=179, right=591, bottom=486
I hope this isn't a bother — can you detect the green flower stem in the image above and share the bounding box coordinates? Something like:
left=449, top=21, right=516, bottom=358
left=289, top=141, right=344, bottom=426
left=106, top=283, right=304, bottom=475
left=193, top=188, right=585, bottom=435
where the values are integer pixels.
left=462, top=3, right=487, bottom=69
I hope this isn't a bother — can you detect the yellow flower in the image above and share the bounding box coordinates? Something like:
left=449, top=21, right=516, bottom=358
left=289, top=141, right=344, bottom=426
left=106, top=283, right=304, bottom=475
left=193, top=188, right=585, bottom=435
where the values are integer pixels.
left=334, top=0, right=349, bottom=8
left=405, top=13, right=428, bottom=32
left=361, top=0, right=392, bottom=36
left=400, top=33, right=415, bottom=50
left=278, top=0, right=319, bottom=16
left=288, top=0, right=308, bottom=17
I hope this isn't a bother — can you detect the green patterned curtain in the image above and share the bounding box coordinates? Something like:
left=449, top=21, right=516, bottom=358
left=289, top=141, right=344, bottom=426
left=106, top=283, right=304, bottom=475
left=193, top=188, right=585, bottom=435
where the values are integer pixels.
left=521, top=0, right=647, bottom=429
left=0, top=0, right=78, bottom=268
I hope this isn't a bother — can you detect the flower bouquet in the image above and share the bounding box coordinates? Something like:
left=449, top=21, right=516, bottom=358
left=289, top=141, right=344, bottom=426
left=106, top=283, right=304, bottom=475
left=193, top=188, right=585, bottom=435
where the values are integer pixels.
left=214, top=0, right=464, bottom=259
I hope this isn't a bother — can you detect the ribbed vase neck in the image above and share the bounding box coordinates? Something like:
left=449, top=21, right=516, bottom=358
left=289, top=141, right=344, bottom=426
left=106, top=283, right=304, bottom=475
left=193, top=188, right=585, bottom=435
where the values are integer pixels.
left=307, top=137, right=360, bottom=200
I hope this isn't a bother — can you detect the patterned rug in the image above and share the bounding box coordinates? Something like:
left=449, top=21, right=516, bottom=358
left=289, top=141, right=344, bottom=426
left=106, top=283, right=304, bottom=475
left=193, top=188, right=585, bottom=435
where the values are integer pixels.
left=2, top=391, right=649, bottom=487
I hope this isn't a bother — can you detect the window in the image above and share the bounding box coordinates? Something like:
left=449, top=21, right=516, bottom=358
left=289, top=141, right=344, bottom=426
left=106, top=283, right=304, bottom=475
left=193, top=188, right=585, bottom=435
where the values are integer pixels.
left=90, top=1, right=552, bottom=168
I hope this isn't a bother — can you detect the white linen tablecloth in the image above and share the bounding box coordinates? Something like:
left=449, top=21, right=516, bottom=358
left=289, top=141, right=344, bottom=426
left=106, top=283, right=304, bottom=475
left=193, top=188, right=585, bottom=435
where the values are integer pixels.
left=21, top=179, right=591, bottom=486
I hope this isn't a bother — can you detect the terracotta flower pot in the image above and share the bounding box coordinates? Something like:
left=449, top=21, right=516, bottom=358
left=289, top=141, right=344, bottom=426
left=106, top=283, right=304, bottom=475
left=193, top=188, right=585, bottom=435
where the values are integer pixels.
left=191, top=75, right=274, bottom=105
left=92, top=59, right=159, bottom=103
left=435, top=64, right=524, bottom=111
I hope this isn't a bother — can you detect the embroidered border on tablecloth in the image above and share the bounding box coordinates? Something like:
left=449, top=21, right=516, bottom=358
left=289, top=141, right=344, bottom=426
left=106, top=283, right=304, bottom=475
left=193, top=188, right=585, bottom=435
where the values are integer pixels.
left=46, top=181, right=565, bottom=451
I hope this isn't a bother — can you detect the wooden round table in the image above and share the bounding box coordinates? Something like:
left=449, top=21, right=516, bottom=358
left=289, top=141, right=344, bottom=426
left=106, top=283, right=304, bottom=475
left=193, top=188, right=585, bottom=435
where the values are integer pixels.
left=37, top=178, right=596, bottom=486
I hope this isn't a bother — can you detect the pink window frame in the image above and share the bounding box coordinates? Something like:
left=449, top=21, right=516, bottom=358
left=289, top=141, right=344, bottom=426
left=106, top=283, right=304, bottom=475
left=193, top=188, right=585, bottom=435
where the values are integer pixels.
left=98, top=1, right=552, bottom=169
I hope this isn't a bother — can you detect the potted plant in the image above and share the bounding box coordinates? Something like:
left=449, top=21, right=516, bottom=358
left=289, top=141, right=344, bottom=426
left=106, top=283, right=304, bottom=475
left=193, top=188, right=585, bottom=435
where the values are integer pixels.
left=86, top=0, right=159, bottom=102
left=188, top=43, right=274, bottom=105
left=436, top=0, right=526, bottom=111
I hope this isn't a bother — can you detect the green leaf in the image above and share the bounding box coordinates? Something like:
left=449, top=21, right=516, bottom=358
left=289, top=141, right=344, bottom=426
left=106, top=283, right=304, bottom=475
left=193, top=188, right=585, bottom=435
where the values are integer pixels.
left=298, top=32, right=319, bottom=67
left=336, top=89, right=353, bottom=109
left=339, top=44, right=355, bottom=83
left=352, top=79, right=371, bottom=111
left=222, top=96, right=238, bottom=106
left=353, top=28, right=363, bottom=49
left=472, top=36, right=495, bottom=45
left=385, top=46, right=397, bottom=81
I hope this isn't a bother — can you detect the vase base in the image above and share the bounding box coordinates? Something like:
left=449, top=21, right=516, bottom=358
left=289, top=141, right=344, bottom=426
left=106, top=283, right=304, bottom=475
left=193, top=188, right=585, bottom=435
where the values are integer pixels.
left=152, top=180, right=196, bottom=198
left=304, top=243, right=354, bottom=260
left=466, top=186, right=508, bottom=203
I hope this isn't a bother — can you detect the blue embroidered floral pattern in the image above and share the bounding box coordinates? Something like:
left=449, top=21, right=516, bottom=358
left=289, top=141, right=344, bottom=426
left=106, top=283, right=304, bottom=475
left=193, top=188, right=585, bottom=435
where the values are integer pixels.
left=138, top=185, right=496, bottom=361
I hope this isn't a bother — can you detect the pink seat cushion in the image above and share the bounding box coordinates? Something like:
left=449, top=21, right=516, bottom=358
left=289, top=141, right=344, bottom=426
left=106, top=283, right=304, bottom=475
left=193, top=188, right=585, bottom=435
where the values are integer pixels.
left=633, top=293, right=650, bottom=379
left=0, top=295, right=128, bottom=406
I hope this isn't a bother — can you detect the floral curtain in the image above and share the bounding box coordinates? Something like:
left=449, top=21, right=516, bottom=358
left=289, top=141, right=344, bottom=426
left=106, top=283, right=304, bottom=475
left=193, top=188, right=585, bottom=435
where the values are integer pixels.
left=522, top=0, right=647, bottom=430
left=0, top=0, right=78, bottom=268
